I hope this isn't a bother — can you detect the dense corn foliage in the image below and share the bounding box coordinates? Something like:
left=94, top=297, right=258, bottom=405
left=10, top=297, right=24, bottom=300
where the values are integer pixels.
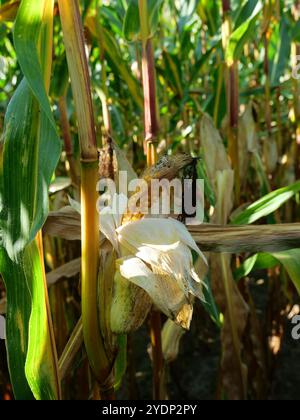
left=1, top=0, right=300, bottom=401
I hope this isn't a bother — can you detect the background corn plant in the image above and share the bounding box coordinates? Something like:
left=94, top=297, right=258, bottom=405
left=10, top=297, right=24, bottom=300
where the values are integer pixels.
left=0, top=0, right=300, bottom=400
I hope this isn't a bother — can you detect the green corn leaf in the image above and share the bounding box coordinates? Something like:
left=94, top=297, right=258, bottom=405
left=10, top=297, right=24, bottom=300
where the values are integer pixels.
left=270, top=18, right=291, bottom=86
left=162, top=50, right=183, bottom=98
left=272, top=250, right=300, bottom=296
left=234, top=250, right=300, bottom=296
left=177, top=0, right=198, bottom=34
left=100, top=4, right=125, bottom=36
left=114, top=334, right=127, bottom=390
left=197, top=0, right=219, bottom=36
left=13, top=0, right=58, bottom=133
left=234, top=253, right=279, bottom=281
left=1, top=0, right=61, bottom=400
left=87, top=15, right=143, bottom=109
left=1, top=247, right=34, bottom=399
left=50, top=54, right=69, bottom=99
left=231, top=181, right=300, bottom=225
left=190, top=41, right=220, bottom=84
left=1, top=241, right=60, bottom=400
left=234, top=0, right=259, bottom=29
left=123, top=0, right=164, bottom=42
left=101, top=27, right=143, bottom=109
left=225, top=1, right=262, bottom=65
left=202, top=274, right=221, bottom=328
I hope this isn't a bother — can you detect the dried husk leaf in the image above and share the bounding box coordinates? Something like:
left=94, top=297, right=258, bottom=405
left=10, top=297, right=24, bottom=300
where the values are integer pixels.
left=114, top=141, right=137, bottom=184
left=211, top=255, right=249, bottom=400
left=110, top=269, right=152, bottom=334
left=44, top=208, right=300, bottom=254
left=162, top=319, right=185, bottom=363
left=201, top=115, right=250, bottom=399
left=47, top=258, right=81, bottom=287
left=98, top=241, right=118, bottom=357
left=44, top=206, right=81, bottom=240
left=264, top=136, right=278, bottom=173
left=142, top=154, right=194, bottom=182
left=210, top=171, right=249, bottom=399
left=212, top=170, right=234, bottom=225
left=239, top=103, right=258, bottom=183
left=189, top=223, right=300, bottom=253
left=200, top=113, right=231, bottom=187
left=0, top=298, right=6, bottom=315
left=243, top=103, right=259, bottom=154
left=118, top=256, right=194, bottom=330
left=239, top=282, right=268, bottom=399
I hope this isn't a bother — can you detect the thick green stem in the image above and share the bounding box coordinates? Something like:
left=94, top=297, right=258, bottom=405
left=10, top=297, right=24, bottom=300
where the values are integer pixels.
left=58, top=0, right=97, bottom=160
left=58, top=0, right=114, bottom=398
left=81, top=163, right=112, bottom=388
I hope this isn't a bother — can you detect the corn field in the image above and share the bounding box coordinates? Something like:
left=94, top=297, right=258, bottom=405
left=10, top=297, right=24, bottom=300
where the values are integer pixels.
left=1, top=0, right=300, bottom=402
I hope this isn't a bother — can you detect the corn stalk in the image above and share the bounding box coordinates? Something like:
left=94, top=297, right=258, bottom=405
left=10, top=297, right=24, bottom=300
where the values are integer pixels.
left=222, top=0, right=240, bottom=204
left=57, top=0, right=114, bottom=399
left=292, top=0, right=300, bottom=179
left=138, top=0, right=164, bottom=400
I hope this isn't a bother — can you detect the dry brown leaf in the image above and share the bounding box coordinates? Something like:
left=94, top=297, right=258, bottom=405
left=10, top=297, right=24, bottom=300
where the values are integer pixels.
left=213, top=170, right=234, bottom=225
left=98, top=242, right=118, bottom=357
left=43, top=206, right=81, bottom=240
left=110, top=271, right=152, bottom=334
left=239, top=283, right=268, bottom=399
left=201, top=115, right=250, bottom=399
left=47, top=258, right=81, bottom=287
left=162, top=319, right=185, bottom=363
left=189, top=223, right=300, bottom=253
left=200, top=113, right=231, bottom=188
left=238, top=103, right=258, bottom=182
left=211, top=254, right=249, bottom=400
left=264, top=137, right=278, bottom=173
left=0, top=298, right=6, bottom=314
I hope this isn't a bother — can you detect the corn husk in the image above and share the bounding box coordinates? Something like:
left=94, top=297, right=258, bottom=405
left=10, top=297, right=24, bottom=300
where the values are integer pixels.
left=110, top=270, right=152, bottom=334
left=162, top=319, right=185, bottom=363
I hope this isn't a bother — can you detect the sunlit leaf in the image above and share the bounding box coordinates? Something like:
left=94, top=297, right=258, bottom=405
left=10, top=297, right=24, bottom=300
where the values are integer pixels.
left=123, top=0, right=164, bottom=42
left=231, top=181, right=300, bottom=225
left=1, top=0, right=61, bottom=400
left=226, top=1, right=262, bottom=65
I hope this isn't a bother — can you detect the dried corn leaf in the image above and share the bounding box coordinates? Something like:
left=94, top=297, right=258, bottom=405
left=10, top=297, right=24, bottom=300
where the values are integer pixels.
left=264, top=136, right=278, bottom=173
left=239, top=283, right=268, bottom=399
left=239, top=103, right=258, bottom=182
left=189, top=223, right=300, bottom=253
left=110, top=269, right=152, bottom=334
left=98, top=242, right=118, bottom=356
left=118, top=257, right=193, bottom=330
left=47, top=258, right=81, bottom=287
left=0, top=298, right=6, bottom=314
left=0, top=1, right=19, bottom=22
left=213, top=170, right=234, bottom=225
left=44, top=206, right=81, bottom=240
left=211, top=255, right=249, bottom=400
left=162, top=319, right=185, bottom=363
left=200, top=113, right=231, bottom=188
